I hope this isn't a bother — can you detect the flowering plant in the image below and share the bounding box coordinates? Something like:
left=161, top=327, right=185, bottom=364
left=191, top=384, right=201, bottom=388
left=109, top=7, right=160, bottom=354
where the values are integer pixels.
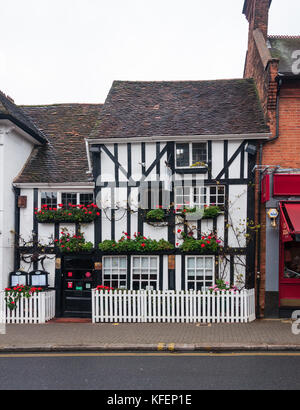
left=96, top=285, right=114, bottom=292
left=35, top=203, right=100, bottom=223
left=178, top=231, right=222, bottom=253
left=208, top=279, right=239, bottom=293
left=98, top=232, right=174, bottom=253
left=4, top=285, right=43, bottom=310
left=56, top=229, right=93, bottom=253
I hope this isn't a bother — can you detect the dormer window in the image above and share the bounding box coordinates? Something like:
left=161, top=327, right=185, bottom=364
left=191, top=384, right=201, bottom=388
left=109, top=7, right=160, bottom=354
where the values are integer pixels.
left=175, top=142, right=207, bottom=168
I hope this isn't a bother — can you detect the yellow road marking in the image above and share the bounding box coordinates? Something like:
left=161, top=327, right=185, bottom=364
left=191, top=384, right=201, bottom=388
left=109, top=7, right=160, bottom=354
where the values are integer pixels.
left=157, top=343, right=165, bottom=351
left=0, top=352, right=300, bottom=358
left=168, top=343, right=175, bottom=351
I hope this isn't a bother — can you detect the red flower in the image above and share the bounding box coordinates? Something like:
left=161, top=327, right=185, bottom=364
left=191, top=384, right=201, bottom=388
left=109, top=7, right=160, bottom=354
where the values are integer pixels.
left=177, top=229, right=182, bottom=233
left=201, top=244, right=205, bottom=248
left=141, top=243, right=146, bottom=247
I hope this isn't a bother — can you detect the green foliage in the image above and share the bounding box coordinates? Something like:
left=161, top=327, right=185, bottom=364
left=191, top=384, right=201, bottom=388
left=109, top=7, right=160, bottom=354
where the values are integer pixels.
left=179, top=232, right=222, bottom=253
left=146, top=208, right=165, bottom=221
left=4, top=285, right=43, bottom=310
left=99, top=232, right=174, bottom=253
left=35, top=203, right=100, bottom=223
left=56, top=229, right=93, bottom=253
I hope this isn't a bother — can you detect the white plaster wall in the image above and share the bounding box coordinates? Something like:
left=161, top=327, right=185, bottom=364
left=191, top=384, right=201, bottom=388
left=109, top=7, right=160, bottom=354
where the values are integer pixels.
left=0, top=126, right=34, bottom=289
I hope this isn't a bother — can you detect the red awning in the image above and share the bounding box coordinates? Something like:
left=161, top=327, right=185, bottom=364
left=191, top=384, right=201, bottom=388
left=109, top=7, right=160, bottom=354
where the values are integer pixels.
left=280, top=202, right=300, bottom=242
left=284, top=203, right=300, bottom=234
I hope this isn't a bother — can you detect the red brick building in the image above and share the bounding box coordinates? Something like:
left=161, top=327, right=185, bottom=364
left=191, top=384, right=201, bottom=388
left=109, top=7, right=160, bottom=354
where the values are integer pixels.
left=243, top=0, right=300, bottom=316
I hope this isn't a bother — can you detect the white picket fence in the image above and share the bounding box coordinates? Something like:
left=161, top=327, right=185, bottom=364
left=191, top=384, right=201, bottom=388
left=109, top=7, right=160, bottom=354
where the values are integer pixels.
left=92, top=289, right=256, bottom=324
left=0, top=290, right=56, bottom=324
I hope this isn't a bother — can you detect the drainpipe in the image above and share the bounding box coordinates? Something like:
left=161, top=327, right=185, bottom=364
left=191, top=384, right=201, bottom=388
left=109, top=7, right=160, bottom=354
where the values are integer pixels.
left=256, top=77, right=282, bottom=317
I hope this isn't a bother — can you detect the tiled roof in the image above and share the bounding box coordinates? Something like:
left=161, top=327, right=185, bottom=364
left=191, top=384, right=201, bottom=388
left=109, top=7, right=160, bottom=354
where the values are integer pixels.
left=89, top=79, right=269, bottom=139
left=268, top=36, right=300, bottom=76
left=0, top=90, right=47, bottom=143
left=14, top=103, right=102, bottom=184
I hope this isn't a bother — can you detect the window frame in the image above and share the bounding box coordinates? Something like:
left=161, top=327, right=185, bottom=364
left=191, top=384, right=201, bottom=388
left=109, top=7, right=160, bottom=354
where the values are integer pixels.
left=131, top=255, right=160, bottom=290
left=102, top=256, right=128, bottom=289
left=39, top=190, right=94, bottom=208
left=175, top=142, right=208, bottom=169
left=185, top=255, right=215, bottom=291
left=175, top=185, right=225, bottom=210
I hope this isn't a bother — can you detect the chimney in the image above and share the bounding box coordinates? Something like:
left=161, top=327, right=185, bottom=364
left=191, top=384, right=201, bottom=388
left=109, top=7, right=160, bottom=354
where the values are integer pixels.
left=243, top=0, right=272, bottom=40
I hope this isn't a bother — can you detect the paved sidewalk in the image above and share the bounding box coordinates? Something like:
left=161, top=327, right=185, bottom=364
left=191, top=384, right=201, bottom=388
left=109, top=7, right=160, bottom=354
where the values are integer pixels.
left=0, top=319, right=300, bottom=352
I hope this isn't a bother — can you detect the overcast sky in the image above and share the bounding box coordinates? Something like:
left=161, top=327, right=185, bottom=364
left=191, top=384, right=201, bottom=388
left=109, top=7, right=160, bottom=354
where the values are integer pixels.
left=1, top=0, right=299, bottom=105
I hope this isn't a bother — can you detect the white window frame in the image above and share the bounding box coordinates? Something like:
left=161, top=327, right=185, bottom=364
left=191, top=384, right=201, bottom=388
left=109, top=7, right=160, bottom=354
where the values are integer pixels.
left=102, top=256, right=128, bottom=289
left=131, top=255, right=159, bottom=290
left=175, top=142, right=208, bottom=168
left=185, top=255, right=215, bottom=291
left=39, top=190, right=94, bottom=208
left=175, top=185, right=225, bottom=210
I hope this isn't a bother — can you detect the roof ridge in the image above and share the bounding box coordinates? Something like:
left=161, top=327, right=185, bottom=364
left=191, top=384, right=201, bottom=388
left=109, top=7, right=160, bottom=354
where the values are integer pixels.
left=20, top=103, right=103, bottom=108
left=268, top=35, right=300, bottom=39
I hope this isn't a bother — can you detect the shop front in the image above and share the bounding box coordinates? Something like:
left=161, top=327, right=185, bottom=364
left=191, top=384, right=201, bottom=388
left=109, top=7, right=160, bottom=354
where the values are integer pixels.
left=262, top=173, right=300, bottom=316
left=279, top=202, right=300, bottom=308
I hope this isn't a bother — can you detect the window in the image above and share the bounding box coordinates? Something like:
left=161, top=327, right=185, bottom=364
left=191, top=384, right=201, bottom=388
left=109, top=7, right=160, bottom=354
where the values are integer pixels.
left=131, top=256, right=159, bottom=290
left=186, top=256, right=214, bottom=291
left=175, top=186, right=225, bottom=210
left=176, top=143, right=207, bottom=168
left=61, top=192, right=77, bottom=207
left=41, top=192, right=57, bottom=208
left=103, top=257, right=127, bottom=288
left=80, top=193, right=94, bottom=206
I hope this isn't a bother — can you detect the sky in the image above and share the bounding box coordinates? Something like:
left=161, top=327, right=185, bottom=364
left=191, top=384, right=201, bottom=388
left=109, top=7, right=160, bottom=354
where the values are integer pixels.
left=0, top=0, right=299, bottom=105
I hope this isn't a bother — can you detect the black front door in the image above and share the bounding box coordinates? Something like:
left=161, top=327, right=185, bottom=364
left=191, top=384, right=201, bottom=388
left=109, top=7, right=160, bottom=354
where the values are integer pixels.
left=61, top=255, right=96, bottom=317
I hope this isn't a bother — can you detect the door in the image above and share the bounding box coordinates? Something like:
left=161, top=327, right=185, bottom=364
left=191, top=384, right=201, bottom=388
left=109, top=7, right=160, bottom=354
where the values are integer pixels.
left=61, top=255, right=96, bottom=317
left=279, top=241, right=300, bottom=307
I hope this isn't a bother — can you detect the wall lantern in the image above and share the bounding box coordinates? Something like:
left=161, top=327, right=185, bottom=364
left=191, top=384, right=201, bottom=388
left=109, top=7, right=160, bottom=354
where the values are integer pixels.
left=267, top=208, right=279, bottom=228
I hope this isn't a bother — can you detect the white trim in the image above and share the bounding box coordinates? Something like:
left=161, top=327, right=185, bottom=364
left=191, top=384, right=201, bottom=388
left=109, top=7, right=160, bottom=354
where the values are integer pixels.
left=131, top=255, right=159, bottom=290
left=13, top=182, right=94, bottom=189
left=87, top=133, right=272, bottom=145
left=0, top=119, right=44, bottom=145
left=175, top=141, right=208, bottom=169
left=185, top=255, right=215, bottom=291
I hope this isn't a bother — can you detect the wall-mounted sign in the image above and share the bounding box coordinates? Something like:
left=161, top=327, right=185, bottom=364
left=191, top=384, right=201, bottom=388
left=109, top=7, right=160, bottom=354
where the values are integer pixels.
left=9, top=271, right=28, bottom=287
left=28, top=270, right=49, bottom=288
left=18, top=196, right=27, bottom=208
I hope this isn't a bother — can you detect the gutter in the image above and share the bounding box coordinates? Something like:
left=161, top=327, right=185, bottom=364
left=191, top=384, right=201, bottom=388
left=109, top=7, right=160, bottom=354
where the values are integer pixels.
left=86, top=132, right=272, bottom=145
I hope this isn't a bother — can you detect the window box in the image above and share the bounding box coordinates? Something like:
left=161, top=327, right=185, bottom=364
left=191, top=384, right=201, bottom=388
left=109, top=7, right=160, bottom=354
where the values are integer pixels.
left=35, top=203, right=100, bottom=223
left=98, top=233, right=174, bottom=254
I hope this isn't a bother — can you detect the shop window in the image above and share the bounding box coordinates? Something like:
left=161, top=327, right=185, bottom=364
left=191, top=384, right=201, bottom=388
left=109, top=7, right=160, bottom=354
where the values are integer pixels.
left=175, top=143, right=207, bottom=168
left=41, top=192, right=57, bottom=208
left=284, top=242, right=300, bottom=279
left=131, top=256, right=159, bottom=290
left=103, top=256, right=127, bottom=289
left=186, top=256, right=214, bottom=291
